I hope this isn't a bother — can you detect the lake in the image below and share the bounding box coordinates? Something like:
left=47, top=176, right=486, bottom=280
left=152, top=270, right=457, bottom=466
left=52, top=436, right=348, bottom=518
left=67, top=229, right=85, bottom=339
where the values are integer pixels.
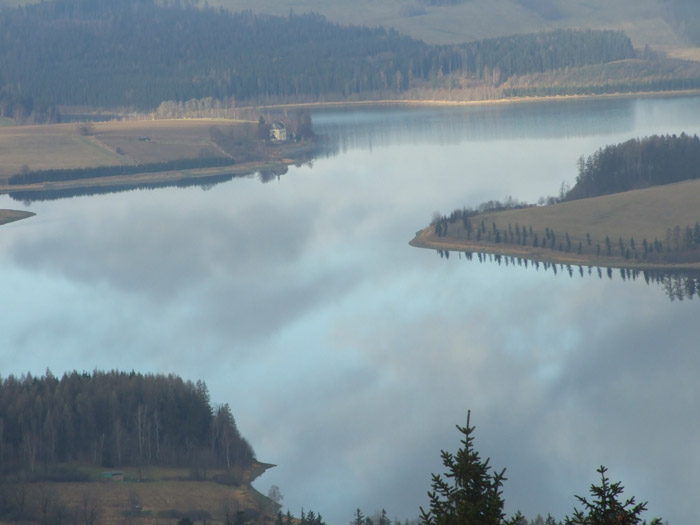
left=2, top=95, right=700, bottom=523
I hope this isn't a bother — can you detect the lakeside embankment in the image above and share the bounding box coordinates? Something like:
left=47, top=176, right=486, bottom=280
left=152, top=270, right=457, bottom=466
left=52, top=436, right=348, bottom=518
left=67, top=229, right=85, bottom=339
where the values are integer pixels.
left=0, top=155, right=303, bottom=195
left=410, top=227, right=700, bottom=271
left=253, top=88, right=700, bottom=112
left=0, top=117, right=317, bottom=196
left=0, top=209, right=35, bottom=226
left=410, top=178, right=700, bottom=271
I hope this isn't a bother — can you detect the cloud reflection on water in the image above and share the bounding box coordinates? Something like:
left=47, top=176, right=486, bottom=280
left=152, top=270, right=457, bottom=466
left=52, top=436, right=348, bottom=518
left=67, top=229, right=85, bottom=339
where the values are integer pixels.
left=1, top=96, right=700, bottom=524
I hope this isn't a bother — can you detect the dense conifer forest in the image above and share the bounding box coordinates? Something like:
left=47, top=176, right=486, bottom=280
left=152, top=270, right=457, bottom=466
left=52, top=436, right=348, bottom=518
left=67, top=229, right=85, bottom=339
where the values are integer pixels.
left=566, top=133, right=700, bottom=200
left=0, top=0, right=635, bottom=116
left=0, top=371, right=256, bottom=479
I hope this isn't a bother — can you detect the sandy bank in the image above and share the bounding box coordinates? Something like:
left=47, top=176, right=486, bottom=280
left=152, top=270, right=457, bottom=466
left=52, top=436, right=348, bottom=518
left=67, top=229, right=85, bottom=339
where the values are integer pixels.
left=410, top=227, right=700, bottom=271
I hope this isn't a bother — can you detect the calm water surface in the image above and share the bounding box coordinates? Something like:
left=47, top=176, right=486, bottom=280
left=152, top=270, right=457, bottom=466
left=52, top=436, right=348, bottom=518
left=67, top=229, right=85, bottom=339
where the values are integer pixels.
left=2, top=95, right=700, bottom=523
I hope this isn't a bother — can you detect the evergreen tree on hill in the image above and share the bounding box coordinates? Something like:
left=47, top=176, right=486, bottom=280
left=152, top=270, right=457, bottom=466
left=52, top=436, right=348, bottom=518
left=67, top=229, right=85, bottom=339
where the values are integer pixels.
left=565, top=466, right=662, bottom=525
left=419, top=410, right=508, bottom=525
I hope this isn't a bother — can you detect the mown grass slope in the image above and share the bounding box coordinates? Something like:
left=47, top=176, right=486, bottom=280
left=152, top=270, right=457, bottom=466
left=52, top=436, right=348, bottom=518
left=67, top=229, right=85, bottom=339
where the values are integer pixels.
left=412, top=178, right=700, bottom=268
left=0, top=119, right=251, bottom=180
left=1, top=464, right=277, bottom=525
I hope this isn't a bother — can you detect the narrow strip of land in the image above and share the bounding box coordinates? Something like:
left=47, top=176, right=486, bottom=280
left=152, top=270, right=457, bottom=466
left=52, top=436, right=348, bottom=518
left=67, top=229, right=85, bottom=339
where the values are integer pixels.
left=411, top=178, right=700, bottom=270
left=0, top=209, right=35, bottom=226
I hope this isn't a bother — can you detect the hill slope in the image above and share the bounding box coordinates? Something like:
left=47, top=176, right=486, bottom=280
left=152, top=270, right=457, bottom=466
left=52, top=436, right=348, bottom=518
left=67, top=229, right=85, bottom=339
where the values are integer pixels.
left=205, top=0, right=689, bottom=51
left=412, top=178, right=700, bottom=268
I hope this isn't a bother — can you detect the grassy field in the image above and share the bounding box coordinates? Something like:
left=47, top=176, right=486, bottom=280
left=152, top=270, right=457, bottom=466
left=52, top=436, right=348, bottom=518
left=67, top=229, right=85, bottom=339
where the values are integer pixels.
left=0, top=123, right=127, bottom=178
left=0, top=119, right=252, bottom=180
left=5, top=479, right=263, bottom=525
left=412, top=178, right=700, bottom=269
left=0, top=464, right=277, bottom=525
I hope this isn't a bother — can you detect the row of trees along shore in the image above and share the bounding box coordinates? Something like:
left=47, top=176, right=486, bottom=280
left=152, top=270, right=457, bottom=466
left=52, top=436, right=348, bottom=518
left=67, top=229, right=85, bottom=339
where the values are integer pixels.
left=0, top=371, right=255, bottom=480
left=432, top=133, right=700, bottom=264
left=0, top=0, right=639, bottom=117
left=436, top=250, right=700, bottom=302
left=434, top=209, right=700, bottom=264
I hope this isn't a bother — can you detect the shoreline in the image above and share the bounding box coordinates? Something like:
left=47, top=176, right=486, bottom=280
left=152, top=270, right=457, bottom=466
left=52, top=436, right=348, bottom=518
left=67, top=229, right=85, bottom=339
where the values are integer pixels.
left=0, top=209, right=36, bottom=226
left=250, top=88, right=700, bottom=112
left=0, top=161, right=287, bottom=194
left=52, top=88, right=700, bottom=121
left=409, top=227, right=700, bottom=272
left=0, top=141, right=315, bottom=195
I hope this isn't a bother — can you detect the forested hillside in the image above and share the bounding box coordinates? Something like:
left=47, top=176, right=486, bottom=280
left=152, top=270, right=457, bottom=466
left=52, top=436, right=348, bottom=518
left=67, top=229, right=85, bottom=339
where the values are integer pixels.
left=0, top=0, right=636, bottom=115
left=0, top=371, right=255, bottom=479
left=566, top=133, right=700, bottom=200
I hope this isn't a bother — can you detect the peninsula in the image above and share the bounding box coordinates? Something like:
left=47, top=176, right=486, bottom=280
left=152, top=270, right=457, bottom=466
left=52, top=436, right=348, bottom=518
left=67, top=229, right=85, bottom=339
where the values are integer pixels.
left=411, top=134, right=700, bottom=270
left=0, top=117, right=316, bottom=201
left=0, top=208, right=35, bottom=226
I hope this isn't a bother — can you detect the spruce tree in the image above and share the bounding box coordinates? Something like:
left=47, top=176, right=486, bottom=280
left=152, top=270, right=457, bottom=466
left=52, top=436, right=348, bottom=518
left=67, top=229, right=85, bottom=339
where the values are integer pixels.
left=419, top=411, right=507, bottom=525
left=565, top=466, right=662, bottom=525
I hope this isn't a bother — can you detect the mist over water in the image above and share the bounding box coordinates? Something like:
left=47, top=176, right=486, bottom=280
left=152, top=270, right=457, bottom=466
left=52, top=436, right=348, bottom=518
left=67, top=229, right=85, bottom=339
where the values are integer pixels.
left=1, top=95, right=700, bottom=523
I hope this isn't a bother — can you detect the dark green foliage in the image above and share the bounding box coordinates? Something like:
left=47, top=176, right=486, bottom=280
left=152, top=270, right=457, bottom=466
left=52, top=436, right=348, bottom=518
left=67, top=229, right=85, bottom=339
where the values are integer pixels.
left=565, top=466, right=661, bottom=525
left=503, top=75, right=700, bottom=99
left=419, top=411, right=507, bottom=525
left=0, top=0, right=634, bottom=110
left=0, top=91, right=60, bottom=124
left=301, top=508, right=326, bottom=525
left=456, top=30, right=632, bottom=85
left=0, top=371, right=255, bottom=476
left=567, top=133, right=700, bottom=200
left=353, top=508, right=365, bottom=525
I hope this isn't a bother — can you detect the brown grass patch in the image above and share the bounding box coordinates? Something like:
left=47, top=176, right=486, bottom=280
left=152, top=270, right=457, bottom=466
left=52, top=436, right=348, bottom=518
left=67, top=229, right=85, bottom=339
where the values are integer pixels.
left=92, top=119, right=254, bottom=164
left=16, top=479, right=256, bottom=524
left=1, top=464, right=276, bottom=525
left=0, top=127, right=126, bottom=178
left=412, top=179, right=700, bottom=269
left=0, top=119, right=255, bottom=180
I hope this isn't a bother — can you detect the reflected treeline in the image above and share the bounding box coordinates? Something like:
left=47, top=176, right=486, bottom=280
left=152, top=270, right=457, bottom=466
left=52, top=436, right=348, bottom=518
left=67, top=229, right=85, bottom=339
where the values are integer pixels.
left=311, top=98, right=636, bottom=155
left=7, top=148, right=325, bottom=202
left=436, top=248, right=700, bottom=302
left=8, top=172, right=241, bottom=202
